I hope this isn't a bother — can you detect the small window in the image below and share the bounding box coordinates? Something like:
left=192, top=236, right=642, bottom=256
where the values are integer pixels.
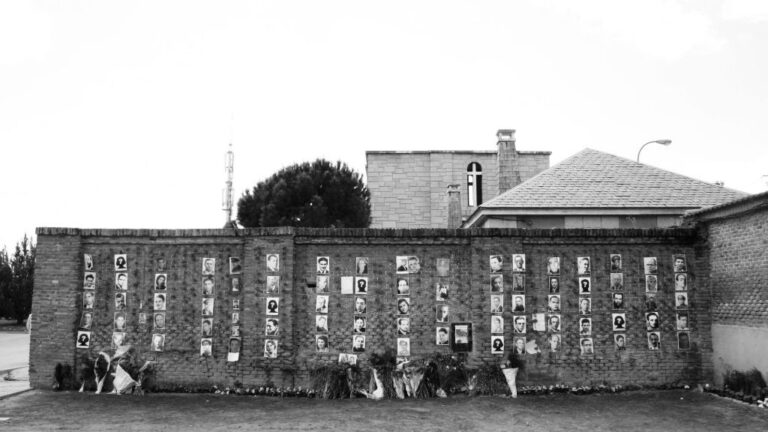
left=467, top=162, right=483, bottom=206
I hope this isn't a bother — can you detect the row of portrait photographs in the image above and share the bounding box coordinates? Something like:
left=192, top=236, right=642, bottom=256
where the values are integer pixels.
left=490, top=294, right=526, bottom=313
left=489, top=254, right=527, bottom=273
left=489, top=274, right=526, bottom=293
left=396, top=256, right=421, bottom=274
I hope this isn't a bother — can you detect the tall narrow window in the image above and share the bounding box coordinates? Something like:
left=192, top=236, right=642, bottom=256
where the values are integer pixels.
left=467, top=162, right=483, bottom=206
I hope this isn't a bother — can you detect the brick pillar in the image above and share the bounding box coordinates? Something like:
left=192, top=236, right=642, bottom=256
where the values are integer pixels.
left=497, top=129, right=521, bottom=194
left=447, top=184, right=462, bottom=228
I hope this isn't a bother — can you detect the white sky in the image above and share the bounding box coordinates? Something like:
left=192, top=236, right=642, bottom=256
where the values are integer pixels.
left=1, top=0, right=767, bottom=250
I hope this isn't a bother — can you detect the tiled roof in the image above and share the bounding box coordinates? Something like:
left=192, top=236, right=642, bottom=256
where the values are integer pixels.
left=481, top=148, right=748, bottom=209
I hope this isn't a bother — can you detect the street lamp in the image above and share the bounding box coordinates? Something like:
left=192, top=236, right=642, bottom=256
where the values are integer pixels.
left=637, top=139, right=672, bottom=162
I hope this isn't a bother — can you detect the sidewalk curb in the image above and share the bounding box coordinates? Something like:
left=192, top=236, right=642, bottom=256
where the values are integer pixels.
left=0, top=387, right=32, bottom=401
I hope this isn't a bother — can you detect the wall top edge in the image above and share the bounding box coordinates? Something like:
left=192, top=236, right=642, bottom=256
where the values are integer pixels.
left=36, top=226, right=698, bottom=239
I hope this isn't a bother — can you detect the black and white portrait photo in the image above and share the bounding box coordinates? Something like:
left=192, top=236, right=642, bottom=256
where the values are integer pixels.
left=115, top=272, right=128, bottom=291
left=644, top=257, right=658, bottom=275
left=264, top=339, right=278, bottom=358
left=202, top=298, right=214, bottom=316
left=200, top=338, right=212, bottom=357
left=114, top=254, right=127, bottom=271
left=83, top=272, right=96, bottom=289
left=154, top=313, right=166, bottom=331
left=228, top=338, right=241, bottom=362
left=490, top=275, right=504, bottom=293
left=265, top=318, right=279, bottom=336
left=316, top=315, right=328, bottom=332
left=84, top=254, right=93, bottom=271
left=83, top=291, right=95, bottom=310
left=266, top=254, right=279, bottom=272
left=436, top=327, right=449, bottom=345
left=673, top=255, right=687, bottom=273
left=355, top=257, right=369, bottom=275
left=315, top=275, right=329, bottom=294
left=646, top=312, right=660, bottom=331
left=547, top=257, right=560, bottom=275
left=150, top=333, right=164, bottom=352
left=316, top=295, right=329, bottom=314
left=436, top=305, right=449, bottom=323
left=229, top=257, right=242, bottom=275
left=233, top=299, right=240, bottom=310
left=316, top=256, right=330, bottom=274
left=512, top=295, right=525, bottom=313
left=114, top=312, right=126, bottom=331
left=352, top=335, right=366, bottom=353
left=580, top=338, right=594, bottom=355
left=512, top=336, right=526, bottom=355
left=512, top=254, right=525, bottom=273
left=578, top=297, right=591, bottom=315
left=610, top=273, right=624, bottom=290
left=436, top=258, right=450, bottom=277
left=579, top=277, right=591, bottom=294
left=648, top=332, right=661, bottom=350
left=577, top=256, right=590, bottom=275
left=513, top=315, right=526, bottom=334
left=676, top=313, right=689, bottom=330
left=645, top=274, right=658, bottom=292
left=267, top=275, right=280, bottom=294
left=614, top=333, right=627, bottom=350
left=612, top=313, right=627, bottom=331
left=512, top=274, right=525, bottom=292
left=397, top=297, right=410, bottom=315
left=76, top=331, right=91, bottom=349
left=397, top=317, right=410, bottom=335
left=548, top=334, right=561, bottom=353
left=436, top=282, right=449, bottom=301
left=231, top=312, right=240, bottom=325
left=354, top=297, right=367, bottom=314
left=610, top=254, right=622, bottom=272
left=490, top=294, right=504, bottom=313
left=201, top=318, right=213, bottom=337
left=115, top=292, right=126, bottom=311
left=579, top=317, right=592, bottom=336
left=491, top=315, right=504, bottom=334
left=548, top=295, right=561, bottom=313
left=202, top=257, right=216, bottom=275
left=645, top=293, right=658, bottom=311
left=489, top=255, right=503, bottom=273
left=353, top=316, right=366, bottom=333
left=548, top=277, right=560, bottom=293
left=80, top=312, right=93, bottom=330
left=231, top=325, right=241, bottom=338
left=355, top=277, right=368, bottom=294
left=202, top=276, right=215, bottom=296
left=231, top=277, right=241, bottom=292
left=156, top=258, right=167, bottom=272
left=491, top=335, right=505, bottom=354
left=154, top=273, right=167, bottom=290
left=678, top=332, right=690, bottom=350
left=676, top=292, right=689, bottom=309
left=675, top=273, right=687, bottom=291
left=407, top=256, right=420, bottom=274
left=613, top=292, right=625, bottom=310
left=397, top=338, right=410, bottom=357
left=316, top=335, right=329, bottom=353
left=547, top=314, right=561, bottom=332
left=396, top=256, right=409, bottom=273
left=138, top=313, right=146, bottom=325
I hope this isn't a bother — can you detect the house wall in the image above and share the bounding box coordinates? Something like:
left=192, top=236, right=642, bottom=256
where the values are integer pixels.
left=30, top=226, right=708, bottom=390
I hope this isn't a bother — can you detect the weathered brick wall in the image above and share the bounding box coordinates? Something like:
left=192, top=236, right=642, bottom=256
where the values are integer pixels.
left=31, top=227, right=709, bottom=389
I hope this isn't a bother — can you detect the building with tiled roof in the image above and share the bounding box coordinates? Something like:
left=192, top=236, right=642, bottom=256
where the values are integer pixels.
left=462, top=148, right=748, bottom=229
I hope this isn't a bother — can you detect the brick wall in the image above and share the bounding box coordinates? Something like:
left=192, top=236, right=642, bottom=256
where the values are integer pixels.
left=31, top=226, right=708, bottom=389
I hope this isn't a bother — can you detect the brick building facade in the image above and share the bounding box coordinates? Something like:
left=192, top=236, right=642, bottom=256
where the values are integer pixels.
left=31, top=226, right=709, bottom=390
left=366, top=130, right=550, bottom=228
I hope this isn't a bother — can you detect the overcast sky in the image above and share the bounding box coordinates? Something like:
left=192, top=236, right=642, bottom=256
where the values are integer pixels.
left=1, top=0, right=767, bottom=251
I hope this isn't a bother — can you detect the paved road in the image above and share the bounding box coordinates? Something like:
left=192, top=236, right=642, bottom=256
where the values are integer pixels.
left=0, top=333, right=29, bottom=372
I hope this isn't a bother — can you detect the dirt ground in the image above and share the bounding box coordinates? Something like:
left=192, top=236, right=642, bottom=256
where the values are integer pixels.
left=1, top=389, right=767, bottom=431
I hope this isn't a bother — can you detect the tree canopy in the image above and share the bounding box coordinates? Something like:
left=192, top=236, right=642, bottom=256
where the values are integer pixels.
left=0, top=235, right=35, bottom=324
left=237, top=159, right=371, bottom=228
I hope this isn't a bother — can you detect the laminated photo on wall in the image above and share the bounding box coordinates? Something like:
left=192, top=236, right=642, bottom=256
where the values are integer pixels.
left=512, top=336, right=526, bottom=355
left=645, top=274, right=658, bottom=292
left=316, top=256, right=330, bottom=274
left=673, top=254, right=687, bottom=273
left=83, top=291, right=95, bottom=310
left=436, top=258, right=450, bottom=277
left=114, top=312, right=126, bottom=331
left=397, top=297, right=410, bottom=315
left=155, top=257, right=167, bottom=272
left=612, top=313, right=626, bottom=331
left=315, top=276, right=329, bottom=294
left=352, top=335, right=366, bottom=353
left=115, top=292, right=126, bottom=311
left=645, top=293, right=658, bottom=311
left=613, top=292, right=625, bottom=310
left=266, top=254, right=279, bottom=272
left=76, top=331, right=91, bottom=349
left=83, top=272, right=96, bottom=289
left=512, top=254, right=525, bottom=273
left=202, top=257, right=216, bottom=275
left=265, top=318, right=279, bottom=336
left=80, top=312, right=93, bottom=330
left=150, top=333, right=164, bottom=352
left=407, top=256, right=420, bottom=273
left=547, top=257, right=560, bottom=275
left=678, top=332, right=691, bottom=350
left=610, top=273, right=623, bottom=290
left=644, top=257, right=658, bottom=275
left=316, top=335, right=329, bottom=352
left=267, top=275, right=280, bottom=294
left=531, top=313, right=546, bottom=332
left=316, top=295, right=329, bottom=314
left=353, top=316, right=366, bottom=333
left=340, top=276, right=354, bottom=294
left=578, top=297, right=591, bottom=315
left=112, top=332, right=125, bottom=349
left=490, top=275, right=503, bottom=293
left=397, top=317, right=410, bottom=335
left=231, top=277, right=241, bottom=292
left=354, top=297, right=367, bottom=314
left=228, top=337, right=241, bottom=362
left=579, top=277, right=591, bottom=294
left=548, top=277, right=560, bottom=293
left=547, top=295, right=561, bottom=313
left=511, top=295, right=525, bottom=313
left=648, top=332, right=661, bottom=350
left=579, top=317, right=592, bottom=336
left=577, top=256, right=591, bottom=275
left=397, top=338, right=411, bottom=356
left=154, top=313, right=166, bottom=331
left=395, top=278, right=410, bottom=295
left=580, top=338, right=594, bottom=355
left=396, top=256, right=409, bottom=273
left=266, top=297, right=279, bottom=316
left=436, top=282, right=449, bottom=301
left=675, top=273, right=687, bottom=291
left=547, top=314, right=561, bottom=332
left=200, top=338, right=212, bottom=356
left=229, top=257, right=242, bottom=275
left=491, top=335, right=505, bottom=354
left=614, top=333, right=627, bottom=350
left=231, top=311, right=240, bottom=325
left=436, top=326, right=449, bottom=345
left=232, top=299, right=240, bottom=310
left=355, top=257, right=369, bottom=275
left=138, top=313, right=146, bottom=325
left=548, top=334, right=561, bottom=353
left=436, top=305, right=449, bottom=323
left=355, top=277, right=368, bottom=294
left=154, top=273, right=167, bottom=290
left=513, top=315, right=526, bottom=334
left=316, top=315, right=329, bottom=332
left=676, top=312, right=689, bottom=330
left=491, top=315, right=504, bottom=334
left=202, top=276, right=215, bottom=296
left=610, top=254, right=622, bottom=272
left=676, top=292, right=689, bottom=309
left=645, top=312, right=660, bottom=331
left=489, top=255, right=503, bottom=273
left=231, top=325, right=240, bottom=337
left=202, top=298, right=214, bottom=316
left=490, top=294, right=504, bottom=313
left=84, top=254, right=93, bottom=271
left=114, top=254, right=127, bottom=271
left=201, top=319, right=212, bottom=337
left=115, top=272, right=128, bottom=290
left=451, top=323, right=472, bottom=352
left=512, top=274, right=525, bottom=292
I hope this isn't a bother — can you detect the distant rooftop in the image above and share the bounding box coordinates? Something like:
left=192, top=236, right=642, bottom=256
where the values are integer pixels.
left=366, top=150, right=552, bottom=155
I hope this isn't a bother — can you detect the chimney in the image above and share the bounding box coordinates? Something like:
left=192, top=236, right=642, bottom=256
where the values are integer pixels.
left=497, top=129, right=521, bottom=194
left=447, top=184, right=462, bottom=229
